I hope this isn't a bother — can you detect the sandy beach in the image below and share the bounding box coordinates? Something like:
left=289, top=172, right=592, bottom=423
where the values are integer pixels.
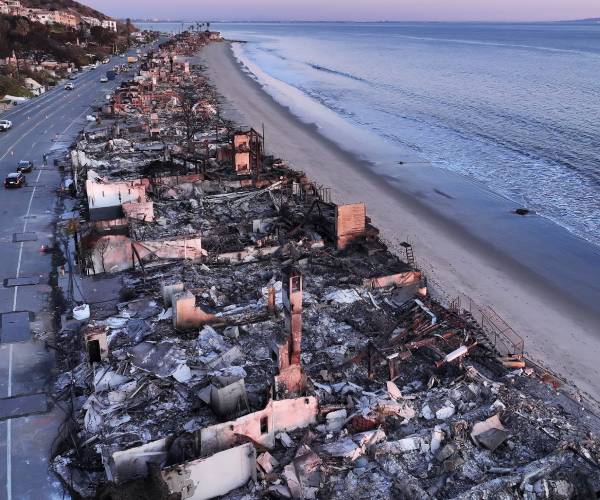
left=200, top=41, right=600, bottom=402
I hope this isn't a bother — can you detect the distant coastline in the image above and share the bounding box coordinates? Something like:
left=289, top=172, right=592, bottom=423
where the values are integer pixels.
left=133, top=18, right=600, bottom=25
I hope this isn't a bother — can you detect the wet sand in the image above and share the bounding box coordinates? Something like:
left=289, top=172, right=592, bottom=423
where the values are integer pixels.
left=200, top=41, right=600, bottom=402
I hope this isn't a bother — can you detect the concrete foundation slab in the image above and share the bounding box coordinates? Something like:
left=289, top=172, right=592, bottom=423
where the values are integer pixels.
left=13, top=232, right=37, bottom=242
left=4, top=276, right=40, bottom=287
left=0, top=393, right=47, bottom=420
left=1, top=311, right=31, bottom=343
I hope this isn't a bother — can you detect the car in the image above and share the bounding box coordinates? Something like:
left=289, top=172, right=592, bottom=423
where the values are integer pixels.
left=0, top=119, right=12, bottom=131
left=100, top=76, right=108, bottom=83
left=102, top=57, right=110, bottom=64
left=65, top=83, right=74, bottom=91
left=4, top=172, right=26, bottom=188
left=68, top=74, right=77, bottom=80
left=17, top=160, right=33, bottom=173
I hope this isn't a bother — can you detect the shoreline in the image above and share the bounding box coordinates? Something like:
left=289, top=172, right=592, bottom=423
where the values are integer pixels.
left=200, top=40, right=600, bottom=401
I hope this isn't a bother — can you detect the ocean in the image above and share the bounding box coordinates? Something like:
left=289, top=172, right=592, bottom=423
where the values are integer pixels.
left=142, top=21, right=600, bottom=247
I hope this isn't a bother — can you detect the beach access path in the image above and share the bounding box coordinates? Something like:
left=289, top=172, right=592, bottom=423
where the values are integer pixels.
left=200, top=41, right=600, bottom=404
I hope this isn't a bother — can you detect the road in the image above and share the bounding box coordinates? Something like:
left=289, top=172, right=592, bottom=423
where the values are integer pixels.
left=0, top=56, right=137, bottom=500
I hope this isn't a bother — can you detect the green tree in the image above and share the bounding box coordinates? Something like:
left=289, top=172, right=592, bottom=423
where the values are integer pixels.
left=14, top=18, right=30, bottom=37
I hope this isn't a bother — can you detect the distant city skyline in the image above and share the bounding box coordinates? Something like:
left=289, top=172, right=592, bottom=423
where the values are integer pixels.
left=81, top=0, right=599, bottom=22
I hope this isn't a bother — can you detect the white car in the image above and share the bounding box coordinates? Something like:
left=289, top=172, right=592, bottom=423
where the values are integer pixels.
left=100, top=76, right=108, bottom=83
left=65, top=83, right=74, bottom=91
left=0, top=120, right=12, bottom=131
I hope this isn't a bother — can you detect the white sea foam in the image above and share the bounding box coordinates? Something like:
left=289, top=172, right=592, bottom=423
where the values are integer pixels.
left=223, top=22, right=600, bottom=248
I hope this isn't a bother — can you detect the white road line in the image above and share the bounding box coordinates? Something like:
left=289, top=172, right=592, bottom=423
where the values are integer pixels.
left=0, top=66, right=103, bottom=120
left=0, top=77, right=99, bottom=154
left=0, top=89, right=85, bottom=163
left=6, top=336, right=12, bottom=500
left=5, top=103, right=91, bottom=500
left=5, top=419, right=10, bottom=500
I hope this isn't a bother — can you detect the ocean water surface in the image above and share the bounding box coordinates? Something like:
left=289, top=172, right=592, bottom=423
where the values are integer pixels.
left=145, top=21, right=600, bottom=247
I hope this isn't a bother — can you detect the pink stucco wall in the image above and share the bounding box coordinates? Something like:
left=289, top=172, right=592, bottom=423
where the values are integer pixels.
left=200, top=396, right=318, bottom=455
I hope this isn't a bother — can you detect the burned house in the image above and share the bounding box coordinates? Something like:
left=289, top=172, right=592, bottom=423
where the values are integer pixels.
left=49, top=30, right=600, bottom=500
left=233, top=128, right=262, bottom=176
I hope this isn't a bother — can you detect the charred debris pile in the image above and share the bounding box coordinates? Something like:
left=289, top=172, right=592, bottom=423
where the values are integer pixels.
left=50, top=32, right=600, bottom=499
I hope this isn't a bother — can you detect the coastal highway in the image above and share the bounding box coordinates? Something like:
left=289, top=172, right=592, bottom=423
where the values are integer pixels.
left=0, top=57, right=134, bottom=499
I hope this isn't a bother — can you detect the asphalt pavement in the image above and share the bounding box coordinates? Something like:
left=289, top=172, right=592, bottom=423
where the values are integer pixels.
left=0, top=54, right=139, bottom=500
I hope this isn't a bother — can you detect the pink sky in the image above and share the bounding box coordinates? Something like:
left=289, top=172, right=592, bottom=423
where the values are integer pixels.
left=81, top=0, right=599, bottom=22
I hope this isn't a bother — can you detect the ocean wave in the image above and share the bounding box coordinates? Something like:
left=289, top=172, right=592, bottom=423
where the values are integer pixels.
left=387, top=34, right=600, bottom=57
left=306, top=63, right=368, bottom=82
left=228, top=30, right=600, bottom=248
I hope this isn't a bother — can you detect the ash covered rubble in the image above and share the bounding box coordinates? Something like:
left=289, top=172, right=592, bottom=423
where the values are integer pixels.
left=50, top=31, right=600, bottom=499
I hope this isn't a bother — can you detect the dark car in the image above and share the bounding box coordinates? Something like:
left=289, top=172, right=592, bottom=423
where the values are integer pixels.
left=4, top=172, right=26, bottom=188
left=17, top=160, right=33, bottom=173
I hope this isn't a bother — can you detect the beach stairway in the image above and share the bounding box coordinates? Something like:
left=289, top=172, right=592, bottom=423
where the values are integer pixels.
left=400, top=242, right=416, bottom=269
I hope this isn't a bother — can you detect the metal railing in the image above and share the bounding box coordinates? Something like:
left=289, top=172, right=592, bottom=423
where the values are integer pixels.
left=429, top=285, right=524, bottom=357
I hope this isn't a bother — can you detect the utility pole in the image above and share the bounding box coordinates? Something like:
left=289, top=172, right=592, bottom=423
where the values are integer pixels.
left=215, top=108, right=220, bottom=142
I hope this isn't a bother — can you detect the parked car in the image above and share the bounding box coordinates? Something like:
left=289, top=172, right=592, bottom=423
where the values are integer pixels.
left=4, top=172, right=26, bottom=188
left=0, top=119, right=12, bottom=131
left=65, top=83, right=74, bottom=91
left=100, top=76, right=108, bottom=83
left=17, top=160, right=33, bottom=173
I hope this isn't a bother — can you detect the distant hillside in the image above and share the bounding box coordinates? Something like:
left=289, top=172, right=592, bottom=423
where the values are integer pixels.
left=21, top=0, right=111, bottom=21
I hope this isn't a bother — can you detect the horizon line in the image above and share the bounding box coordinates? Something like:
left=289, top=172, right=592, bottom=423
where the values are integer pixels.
left=128, top=17, right=600, bottom=24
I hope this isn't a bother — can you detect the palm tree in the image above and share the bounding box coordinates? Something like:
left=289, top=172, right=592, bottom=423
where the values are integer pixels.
left=126, top=18, right=132, bottom=47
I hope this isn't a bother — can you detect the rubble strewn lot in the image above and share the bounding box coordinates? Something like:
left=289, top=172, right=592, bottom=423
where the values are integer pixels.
left=50, top=31, right=600, bottom=499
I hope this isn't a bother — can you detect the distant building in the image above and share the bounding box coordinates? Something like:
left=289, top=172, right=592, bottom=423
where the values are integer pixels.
left=40, top=60, right=59, bottom=71
left=3, top=95, right=29, bottom=105
left=81, top=15, right=101, bottom=27
left=51, top=10, right=78, bottom=28
left=101, top=20, right=117, bottom=32
left=24, top=77, right=45, bottom=96
left=7, top=0, right=26, bottom=17
left=31, top=10, right=53, bottom=24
